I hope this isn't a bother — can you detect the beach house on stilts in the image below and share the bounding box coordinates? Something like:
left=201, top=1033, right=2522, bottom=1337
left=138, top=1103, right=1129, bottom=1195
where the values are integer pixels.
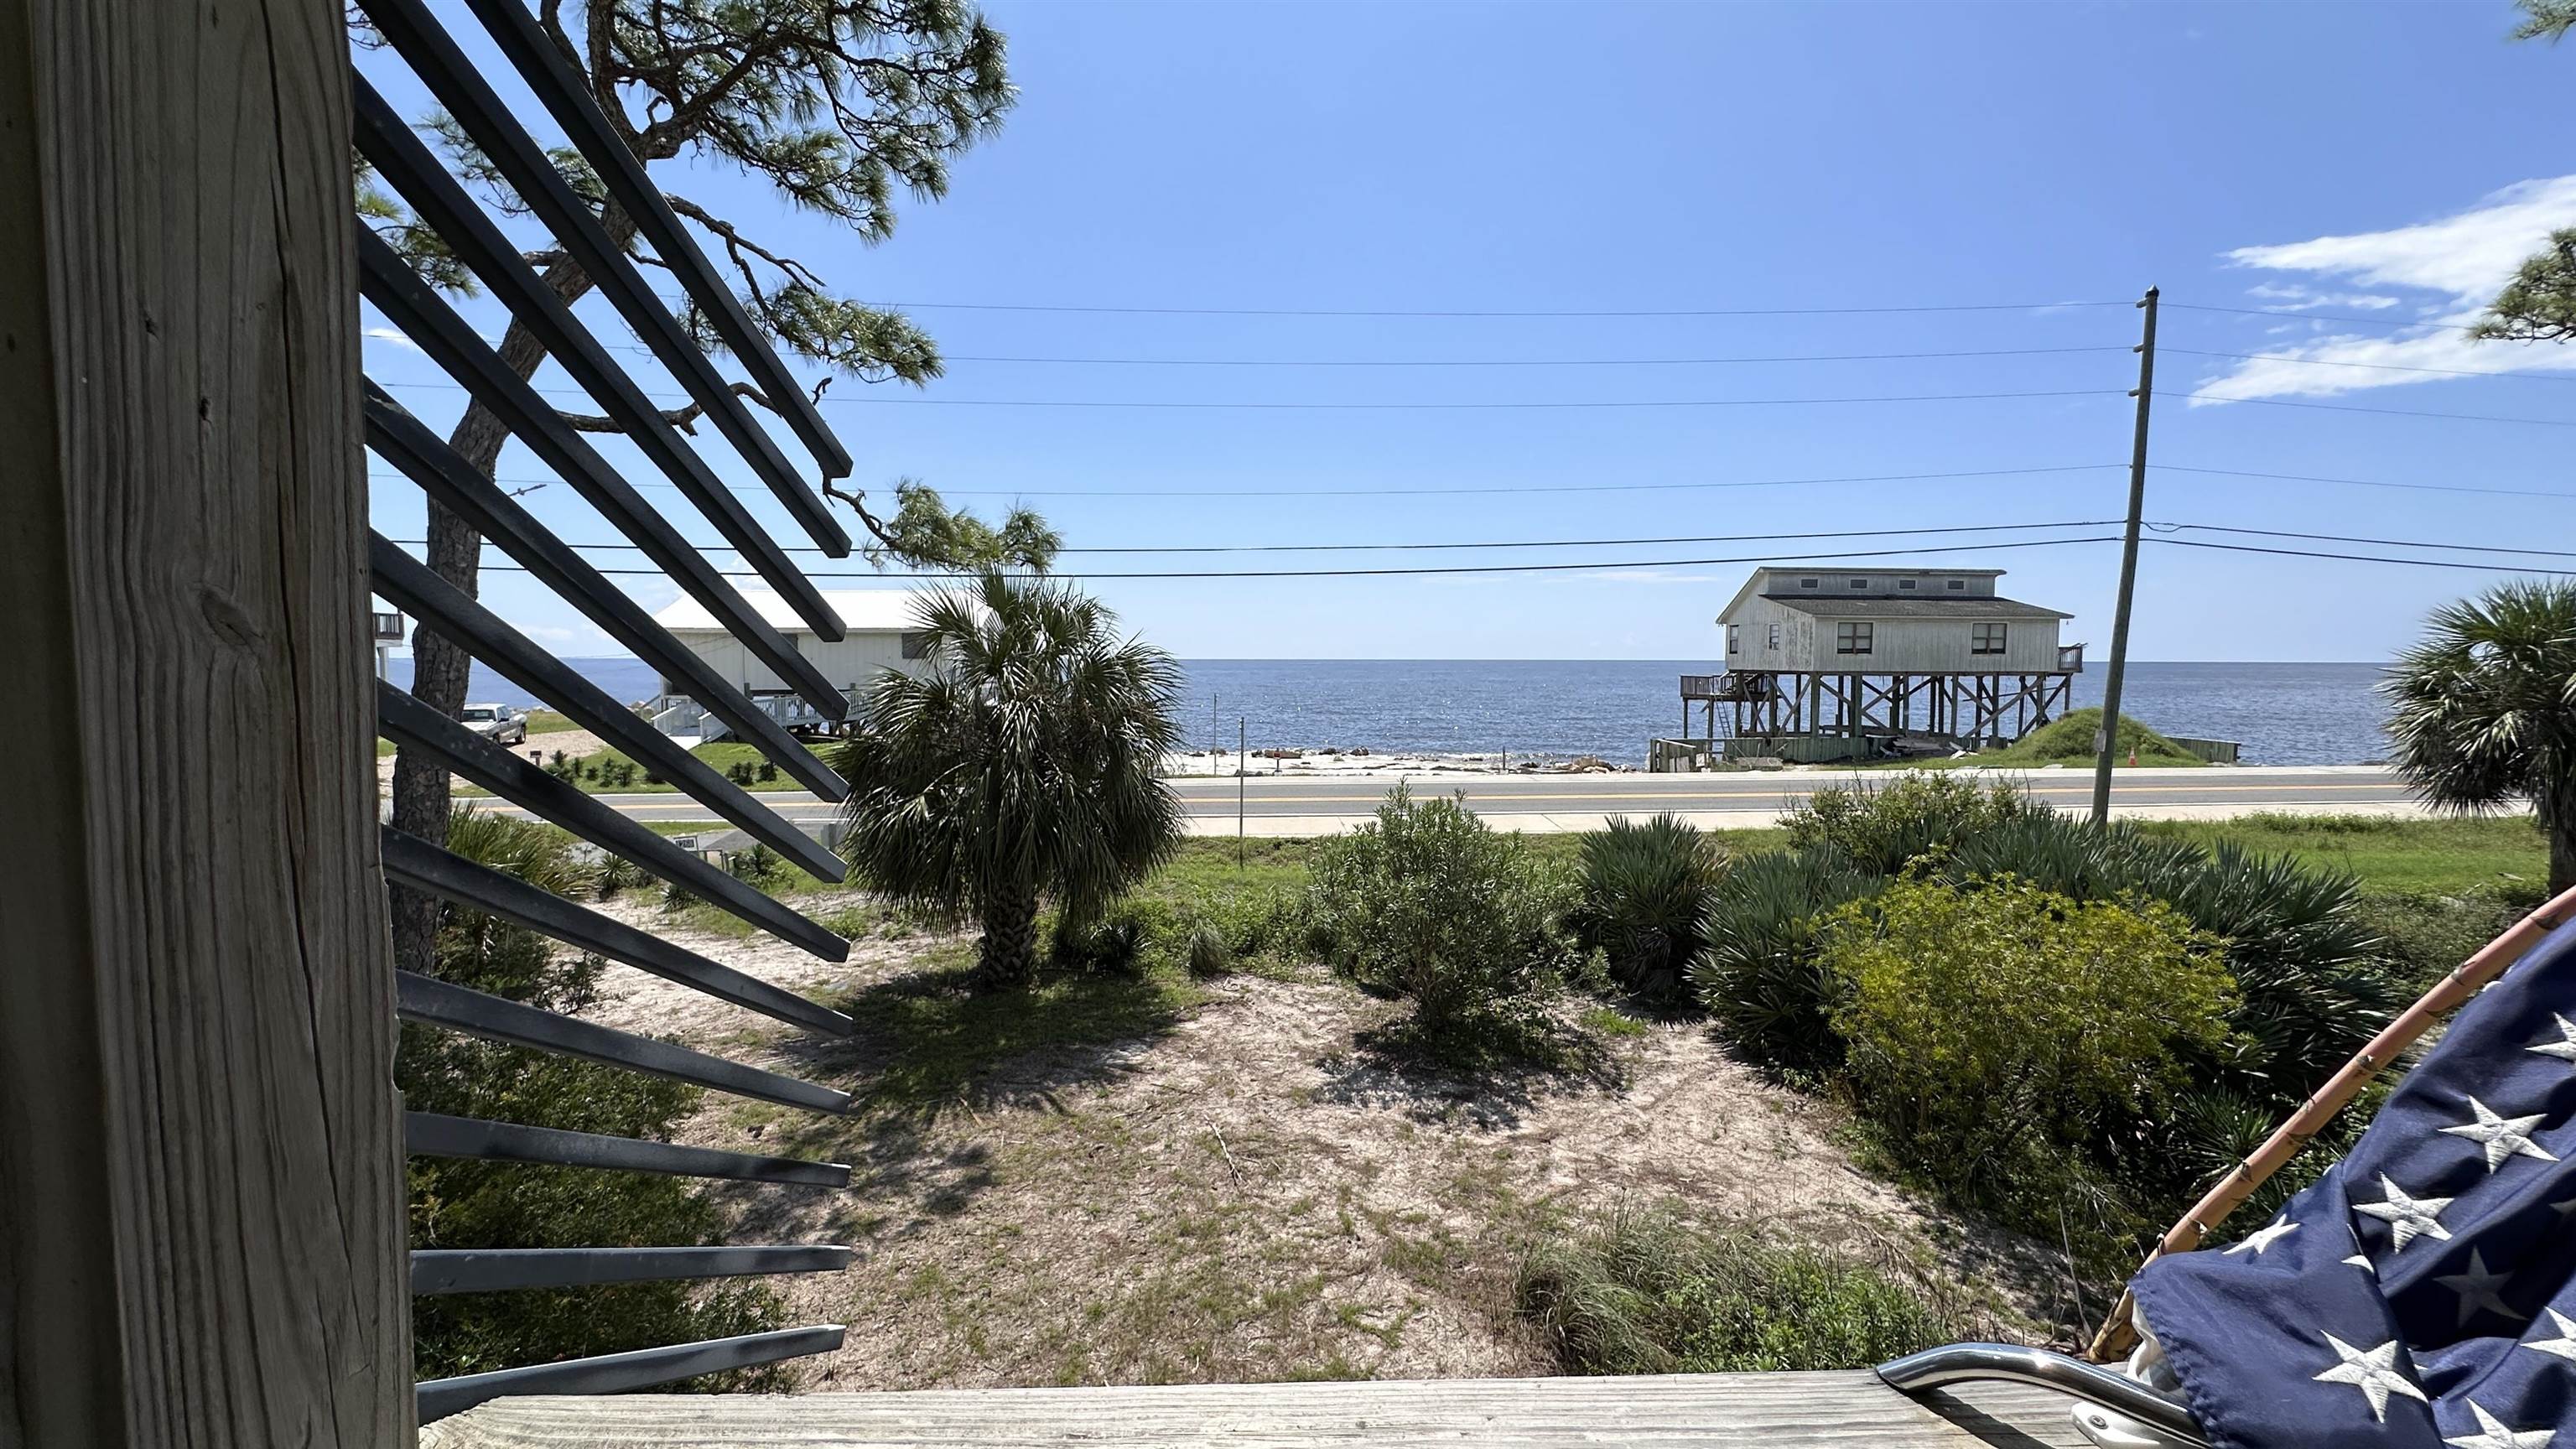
left=1657, top=566, right=2085, bottom=768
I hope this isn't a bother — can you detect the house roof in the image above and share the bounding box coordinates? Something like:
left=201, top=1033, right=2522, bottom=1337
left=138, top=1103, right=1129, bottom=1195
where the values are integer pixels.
left=1763, top=595, right=2073, bottom=621
left=650, top=589, right=948, bottom=636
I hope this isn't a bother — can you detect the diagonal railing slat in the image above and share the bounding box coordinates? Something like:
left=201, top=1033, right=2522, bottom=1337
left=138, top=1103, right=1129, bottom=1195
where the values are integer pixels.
left=413, top=1245, right=852, bottom=1296
left=376, top=683, right=849, bottom=963
left=371, top=534, right=847, bottom=881
left=379, top=823, right=854, bottom=1036
left=361, top=381, right=848, bottom=792
left=352, top=75, right=852, bottom=648
left=356, top=0, right=855, bottom=566
left=415, top=1327, right=849, bottom=1423
left=449, top=0, right=855, bottom=486
left=394, top=969, right=850, bottom=1114
left=356, top=231, right=850, bottom=718
left=404, top=1113, right=850, bottom=1187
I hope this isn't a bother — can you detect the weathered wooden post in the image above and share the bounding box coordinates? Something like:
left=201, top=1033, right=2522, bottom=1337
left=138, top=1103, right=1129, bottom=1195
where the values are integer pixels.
left=0, top=0, right=408, bottom=1441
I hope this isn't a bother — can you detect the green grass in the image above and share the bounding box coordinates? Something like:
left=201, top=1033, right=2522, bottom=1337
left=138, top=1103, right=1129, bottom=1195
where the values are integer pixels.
left=457, top=741, right=802, bottom=795
left=2135, top=812, right=2546, bottom=897
left=1849, top=708, right=2206, bottom=770
left=377, top=737, right=397, bottom=758
left=523, top=709, right=575, bottom=734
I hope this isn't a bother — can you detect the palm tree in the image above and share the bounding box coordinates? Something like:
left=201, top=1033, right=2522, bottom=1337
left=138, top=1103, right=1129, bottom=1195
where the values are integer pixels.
left=2383, top=581, right=2576, bottom=893
left=833, top=573, right=1185, bottom=988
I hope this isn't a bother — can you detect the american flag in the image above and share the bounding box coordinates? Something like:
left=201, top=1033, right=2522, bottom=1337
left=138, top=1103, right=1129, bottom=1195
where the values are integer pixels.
left=2131, top=918, right=2576, bottom=1448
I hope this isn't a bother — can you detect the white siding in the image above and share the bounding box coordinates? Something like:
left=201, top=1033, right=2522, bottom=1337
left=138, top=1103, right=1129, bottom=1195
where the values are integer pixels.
left=1822, top=617, right=2062, bottom=674
left=666, top=628, right=928, bottom=697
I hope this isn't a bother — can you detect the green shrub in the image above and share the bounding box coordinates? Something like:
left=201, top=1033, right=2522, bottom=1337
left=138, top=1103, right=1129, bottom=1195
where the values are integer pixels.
left=1572, top=814, right=1727, bottom=1005
left=1687, top=844, right=1876, bottom=1069
left=1306, top=785, right=1575, bottom=1057
left=1994, top=708, right=2200, bottom=766
left=1821, top=875, right=2233, bottom=1244
left=1783, top=773, right=2045, bottom=876
left=403, top=812, right=785, bottom=1385
left=1052, top=908, right=1149, bottom=974
left=1516, top=1207, right=1961, bottom=1374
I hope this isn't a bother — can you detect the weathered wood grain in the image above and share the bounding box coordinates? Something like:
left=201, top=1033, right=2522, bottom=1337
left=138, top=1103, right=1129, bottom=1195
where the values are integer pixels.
left=418, top=1374, right=2089, bottom=1448
left=0, top=0, right=408, bottom=1443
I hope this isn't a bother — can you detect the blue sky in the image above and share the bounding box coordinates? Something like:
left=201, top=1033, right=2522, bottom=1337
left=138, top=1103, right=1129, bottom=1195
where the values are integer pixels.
left=363, top=0, right=2576, bottom=663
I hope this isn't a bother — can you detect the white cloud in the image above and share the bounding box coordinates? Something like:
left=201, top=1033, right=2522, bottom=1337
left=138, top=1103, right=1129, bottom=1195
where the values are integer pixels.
left=363, top=325, right=420, bottom=351
left=2192, top=176, right=2576, bottom=402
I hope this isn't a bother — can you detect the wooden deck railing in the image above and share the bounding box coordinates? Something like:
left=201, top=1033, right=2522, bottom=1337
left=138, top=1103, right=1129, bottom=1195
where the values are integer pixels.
left=348, top=0, right=880, bottom=1420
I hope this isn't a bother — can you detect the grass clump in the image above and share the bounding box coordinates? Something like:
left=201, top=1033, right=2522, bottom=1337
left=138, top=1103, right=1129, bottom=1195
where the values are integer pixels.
left=1516, top=1207, right=1962, bottom=1374
left=1989, top=708, right=2203, bottom=766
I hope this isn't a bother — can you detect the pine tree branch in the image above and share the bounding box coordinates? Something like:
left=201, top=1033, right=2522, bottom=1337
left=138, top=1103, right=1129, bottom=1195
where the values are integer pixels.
left=555, top=380, right=770, bottom=434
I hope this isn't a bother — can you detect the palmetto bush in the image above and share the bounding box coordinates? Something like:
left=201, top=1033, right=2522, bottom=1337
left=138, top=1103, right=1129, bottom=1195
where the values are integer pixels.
left=2382, top=580, right=2576, bottom=892
left=1572, top=813, right=1727, bottom=1005
left=1781, top=773, right=2047, bottom=876
left=1688, top=844, right=1876, bottom=1070
left=834, top=572, right=1185, bottom=989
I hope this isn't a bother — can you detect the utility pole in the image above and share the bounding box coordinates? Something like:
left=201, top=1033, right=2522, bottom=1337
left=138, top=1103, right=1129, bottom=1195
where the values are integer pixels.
left=2091, top=286, right=2159, bottom=826
left=1238, top=717, right=1248, bottom=867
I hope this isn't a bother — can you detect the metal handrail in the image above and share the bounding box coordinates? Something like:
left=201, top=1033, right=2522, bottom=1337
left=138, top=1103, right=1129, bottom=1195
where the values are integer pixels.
left=1876, top=1343, right=2206, bottom=1447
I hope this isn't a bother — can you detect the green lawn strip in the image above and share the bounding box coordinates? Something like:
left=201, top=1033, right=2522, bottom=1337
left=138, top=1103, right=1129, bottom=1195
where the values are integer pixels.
left=2132, top=813, right=2545, bottom=898
left=454, top=740, right=806, bottom=795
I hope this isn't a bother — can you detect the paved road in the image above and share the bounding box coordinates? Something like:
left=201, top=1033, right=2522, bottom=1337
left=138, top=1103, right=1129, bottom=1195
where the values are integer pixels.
left=541, top=765, right=2425, bottom=837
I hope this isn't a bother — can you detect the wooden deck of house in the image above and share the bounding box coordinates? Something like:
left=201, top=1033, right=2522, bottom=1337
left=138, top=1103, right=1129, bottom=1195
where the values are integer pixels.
left=418, top=1373, right=2088, bottom=1447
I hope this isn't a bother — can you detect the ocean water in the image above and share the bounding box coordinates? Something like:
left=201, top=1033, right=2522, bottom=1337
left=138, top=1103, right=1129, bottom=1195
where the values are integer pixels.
left=397, top=657, right=2392, bottom=766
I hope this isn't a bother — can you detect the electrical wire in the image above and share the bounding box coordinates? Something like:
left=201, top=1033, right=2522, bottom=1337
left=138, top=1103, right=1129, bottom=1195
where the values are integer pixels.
left=2167, top=349, right=2576, bottom=382
left=2150, top=464, right=2576, bottom=501
left=368, top=461, right=2127, bottom=501
left=2161, top=301, right=2457, bottom=330
left=839, top=299, right=2133, bottom=319
left=2153, top=522, right=2576, bottom=559
left=2149, top=537, right=2576, bottom=577
left=936, top=345, right=2132, bottom=368
left=812, top=390, right=2127, bottom=412
left=416, top=533, right=2123, bottom=581
left=2183, top=394, right=2576, bottom=428
left=389, top=517, right=2126, bottom=558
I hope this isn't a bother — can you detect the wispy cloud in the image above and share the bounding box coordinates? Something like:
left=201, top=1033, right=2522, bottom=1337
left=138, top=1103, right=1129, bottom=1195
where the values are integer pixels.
left=363, top=325, right=420, bottom=351
left=2190, top=176, right=2576, bottom=402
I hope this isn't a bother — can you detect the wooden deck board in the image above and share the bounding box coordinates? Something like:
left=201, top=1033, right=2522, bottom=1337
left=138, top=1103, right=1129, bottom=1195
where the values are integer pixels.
left=421, top=1373, right=2089, bottom=1447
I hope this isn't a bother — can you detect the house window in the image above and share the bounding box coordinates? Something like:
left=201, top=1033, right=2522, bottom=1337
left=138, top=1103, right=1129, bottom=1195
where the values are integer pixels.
left=900, top=631, right=931, bottom=660
left=1727, top=623, right=1741, bottom=655
left=1767, top=623, right=1781, bottom=649
left=1848, top=578, right=1868, bottom=589
left=1945, top=579, right=1966, bottom=591
left=1798, top=577, right=1818, bottom=589
left=1972, top=621, right=2008, bottom=655
left=1836, top=621, right=1873, bottom=656
left=1898, top=579, right=1916, bottom=590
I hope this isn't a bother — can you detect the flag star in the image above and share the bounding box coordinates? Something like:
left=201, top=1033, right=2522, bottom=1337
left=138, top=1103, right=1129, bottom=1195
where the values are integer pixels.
left=2530, top=1308, right=2576, bottom=1364
left=2355, top=1174, right=2455, bottom=1250
left=2445, top=1400, right=2557, bottom=1449
left=2532, top=1014, right=2576, bottom=1066
left=2344, top=1254, right=2376, bottom=1270
left=2225, top=1216, right=2300, bottom=1256
left=2442, top=1096, right=2560, bottom=1172
left=2314, top=1333, right=2428, bottom=1422
left=2435, top=1249, right=2522, bottom=1327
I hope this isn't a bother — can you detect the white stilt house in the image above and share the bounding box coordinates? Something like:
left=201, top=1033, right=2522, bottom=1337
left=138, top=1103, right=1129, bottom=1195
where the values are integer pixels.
left=1666, top=566, right=2085, bottom=764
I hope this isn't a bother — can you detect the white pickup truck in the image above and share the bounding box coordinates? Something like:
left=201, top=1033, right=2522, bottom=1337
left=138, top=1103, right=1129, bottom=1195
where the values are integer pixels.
left=458, top=704, right=527, bottom=746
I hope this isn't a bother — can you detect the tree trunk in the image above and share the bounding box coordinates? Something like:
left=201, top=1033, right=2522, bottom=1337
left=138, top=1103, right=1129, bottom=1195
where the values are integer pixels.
left=975, top=878, right=1041, bottom=990
left=384, top=214, right=631, bottom=974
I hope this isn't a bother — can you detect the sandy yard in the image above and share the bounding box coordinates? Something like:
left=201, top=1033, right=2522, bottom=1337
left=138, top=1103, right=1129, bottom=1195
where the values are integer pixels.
left=570, top=897, right=2059, bottom=1392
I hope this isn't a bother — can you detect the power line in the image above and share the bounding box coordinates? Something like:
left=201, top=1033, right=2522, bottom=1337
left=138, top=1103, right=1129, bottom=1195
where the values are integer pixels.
left=843, top=299, right=2132, bottom=319
left=2168, top=348, right=2576, bottom=382
left=2153, top=464, right=2576, bottom=501
left=2184, top=393, right=2576, bottom=428
left=2155, top=522, right=2576, bottom=560
left=2151, top=537, right=2576, bottom=577
left=811, top=389, right=2127, bottom=412
left=936, top=345, right=2131, bottom=368
left=418, top=533, right=2122, bottom=581
left=368, top=462, right=2127, bottom=501
left=2161, top=301, right=2455, bottom=330
left=391, top=517, right=2125, bottom=558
